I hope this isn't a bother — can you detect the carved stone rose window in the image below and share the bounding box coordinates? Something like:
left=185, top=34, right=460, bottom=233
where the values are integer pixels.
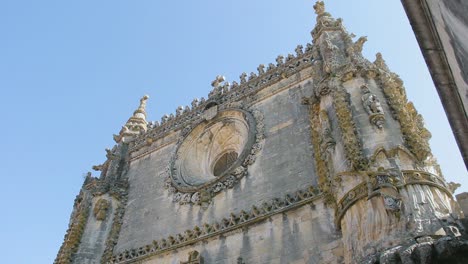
left=165, top=108, right=264, bottom=205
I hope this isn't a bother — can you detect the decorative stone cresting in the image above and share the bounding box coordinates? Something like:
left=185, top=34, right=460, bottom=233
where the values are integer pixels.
left=128, top=43, right=315, bottom=159
left=164, top=108, right=265, bottom=206
left=108, top=186, right=321, bottom=264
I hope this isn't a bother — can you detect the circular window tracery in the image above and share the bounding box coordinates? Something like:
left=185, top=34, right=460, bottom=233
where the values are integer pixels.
left=165, top=108, right=265, bottom=205
left=213, top=151, right=238, bottom=177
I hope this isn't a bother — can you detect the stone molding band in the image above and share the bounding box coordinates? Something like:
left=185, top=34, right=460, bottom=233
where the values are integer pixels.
left=335, top=170, right=453, bottom=227
left=108, top=186, right=322, bottom=264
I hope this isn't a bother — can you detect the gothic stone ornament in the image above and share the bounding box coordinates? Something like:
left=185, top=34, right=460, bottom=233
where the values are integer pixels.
left=361, top=84, right=385, bottom=129
left=54, top=191, right=91, bottom=264
left=180, top=251, right=203, bottom=264
left=379, top=73, right=432, bottom=161
left=333, top=87, right=368, bottom=171
left=165, top=108, right=264, bottom=205
left=307, top=102, right=335, bottom=206
left=319, top=110, right=336, bottom=155
left=93, top=198, right=110, bottom=221
left=382, top=194, right=402, bottom=212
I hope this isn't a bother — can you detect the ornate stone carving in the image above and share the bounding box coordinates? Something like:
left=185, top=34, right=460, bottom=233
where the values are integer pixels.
left=373, top=52, right=390, bottom=72
left=257, top=64, right=265, bottom=75
left=93, top=198, right=110, bottom=221
left=380, top=73, right=432, bottom=161
left=127, top=40, right=315, bottom=160
left=307, top=103, right=333, bottom=205
left=239, top=72, right=247, bottom=84
left=360, top=84, right=385, bottom=129
left=54, top=191, right=91, bottom=264
left=313, top=77, right=339, bottom=98
left=382, top=194, right=402, bottom=212
left=335, top=169, right=452, bottom=227
left=113, top=95, right=149, bottom=143
left=275, top=55, right=284, bottom=66
left=335, top=182, right=368, bottom=226
left=448, top=182, right=461, bottom=194
left=180, top=251, right=203, bottom=264
left=333, top=87, right=367, bottom=171
left=101, top=192, right=128, bottom=263
left=165, top=109, right=264, bottom=205
left=319, top=110, right=335, bottom=154
left=313, top=1, right=325, bottom=16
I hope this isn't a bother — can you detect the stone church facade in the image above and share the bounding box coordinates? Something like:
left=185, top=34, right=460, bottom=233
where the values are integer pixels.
left=56, top=2, right=468, bottom=264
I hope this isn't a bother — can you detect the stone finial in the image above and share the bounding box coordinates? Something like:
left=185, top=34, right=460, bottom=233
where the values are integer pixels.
left=295, top=45, right=304, bottom=56
left=313, top=1, right=325, bottom=16
left=191, top=98, right=199, bottom=109
left=354, top=36, right=367, bottom=53
left=113, top=95, right=150, bottom=143
left=176, top=106, right=184, bottom=116
left=138, top=95, right=149, bottom=112
left=276, top=55, right=284, bottom=66
left=448, top=182, right=461, bottom=194
left=239, top=72, right=247, bottom=84
left=257, top=64, right=265, bottom=75
left=374, top=52, right=390, bottom=72
left=211, top=75, right=225, bottom=88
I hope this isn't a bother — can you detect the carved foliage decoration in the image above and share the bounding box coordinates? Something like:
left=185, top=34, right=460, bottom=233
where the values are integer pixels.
left=308, top=103, right=334, bottom=205
left=93, top=198, right=110, bottom=221
left=379, top=73, right=431, bottom=161
left=333, top=88, right=367, bottom=171
left=319, top=109, right=336, bottom=154
left=54, top=191, right=91, bottom=264
left=101, top=194, right=128, bottom=264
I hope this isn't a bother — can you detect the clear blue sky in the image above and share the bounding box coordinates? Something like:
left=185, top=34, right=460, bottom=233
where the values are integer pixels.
left=0, top=1, right=466, bottom=263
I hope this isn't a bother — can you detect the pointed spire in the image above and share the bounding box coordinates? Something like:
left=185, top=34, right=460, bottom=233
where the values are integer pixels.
left=113, top=95, right=150, bottom=143
left=134, top=94, right=149, bottom=118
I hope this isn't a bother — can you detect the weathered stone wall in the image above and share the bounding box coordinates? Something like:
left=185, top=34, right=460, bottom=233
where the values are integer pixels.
left=74, top=194, right=118, bottom=264
left=426, top=0, right=468, bottom=114
left=141, top=203, right=342, bottom=264
left=55, top=2, right=468, bottom=264
left=113, top=70, right=335, bottom=263
left=401, top=0, right=468, bottom=167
